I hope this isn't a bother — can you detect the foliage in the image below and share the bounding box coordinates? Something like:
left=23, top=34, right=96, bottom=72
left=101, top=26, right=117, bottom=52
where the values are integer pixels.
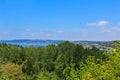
left=0, top=62, right=26, bottom=80
left=0, top=41, right=120, bottom=80
left=37, top=71, right=60, bottom=80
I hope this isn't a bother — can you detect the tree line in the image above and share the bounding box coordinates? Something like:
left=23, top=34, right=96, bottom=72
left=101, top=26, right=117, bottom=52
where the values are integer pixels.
left=0, top=41, right=120, bottom=80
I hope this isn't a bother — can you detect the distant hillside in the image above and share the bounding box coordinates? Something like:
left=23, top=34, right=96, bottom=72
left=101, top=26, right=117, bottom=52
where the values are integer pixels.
left=0, top=39, right=65, bottom=47
left=73, top=40, right=114, bottom=46
left=0, top=39, right=65, bottom=44
left=0, top=39, right=114, bottom=47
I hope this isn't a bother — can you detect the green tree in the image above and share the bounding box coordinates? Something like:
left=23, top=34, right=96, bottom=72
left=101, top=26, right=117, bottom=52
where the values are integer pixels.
left=0, top=62, right=26, bottom=80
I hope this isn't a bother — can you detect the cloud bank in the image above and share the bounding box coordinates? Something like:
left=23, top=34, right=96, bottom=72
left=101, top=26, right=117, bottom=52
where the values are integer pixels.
left=87, top=21, right=108, bottom=26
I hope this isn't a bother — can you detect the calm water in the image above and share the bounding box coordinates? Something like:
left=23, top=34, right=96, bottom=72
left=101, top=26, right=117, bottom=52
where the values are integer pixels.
left=7, top=43, right=50, bottom=47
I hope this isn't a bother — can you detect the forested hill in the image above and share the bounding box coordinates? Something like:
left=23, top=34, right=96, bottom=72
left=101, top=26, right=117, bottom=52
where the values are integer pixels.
left=0, top=39, right=65, bottom=47
left=0, top=39, right=113, bottom=47
left=73, top=40, right=114, bottom=45
left=0, top=40, right=120, bottom=80
left=0, top=39, right=65, bottom=43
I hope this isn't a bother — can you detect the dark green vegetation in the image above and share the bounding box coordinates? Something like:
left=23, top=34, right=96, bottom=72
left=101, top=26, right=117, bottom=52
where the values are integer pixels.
left=0, top=41, right=120, bottom=80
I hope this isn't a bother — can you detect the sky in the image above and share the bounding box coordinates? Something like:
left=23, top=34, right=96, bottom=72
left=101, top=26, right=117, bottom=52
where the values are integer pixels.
left=0, top=0, right=120, bottom=41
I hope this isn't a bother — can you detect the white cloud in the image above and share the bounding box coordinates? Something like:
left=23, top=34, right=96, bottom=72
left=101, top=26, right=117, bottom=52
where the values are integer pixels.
left=100, top=28, right=111, bottom=33
left=19, top=33, right=36, bottom=36
left=87, top=21, right=108, bottom=26
left=111, top=27, right=120, bottom=31
left=18, top=29, right=65, bottom=39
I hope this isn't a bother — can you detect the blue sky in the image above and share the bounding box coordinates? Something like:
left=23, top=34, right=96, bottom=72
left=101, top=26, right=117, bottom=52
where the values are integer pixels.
left=0, top=0, right=120, bottom=41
